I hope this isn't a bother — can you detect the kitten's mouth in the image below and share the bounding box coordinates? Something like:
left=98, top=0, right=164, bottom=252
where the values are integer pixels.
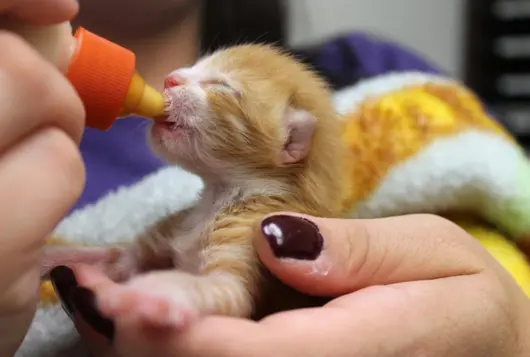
left=153, top=117, right=190, bottom=137
left=153, top=116, right=189, bottom=132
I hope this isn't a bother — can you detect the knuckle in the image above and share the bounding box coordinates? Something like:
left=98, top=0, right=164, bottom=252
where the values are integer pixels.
left=47, top=84, right=86, bottom=143
left=413, top=214, right=492, bottom=273
left=40, top=128, right=86, bottom=202
left=0, top=30, right=21, bottom=50
left=414, top=212, right=486, bottom=246
left=37, top=73, right=86, bottom=143
left=475, top=274, right=522, bottom=354
left=414, top=213, right=459, bottom=229
left=413, top=213, right=473, bottom=242
left=0, top=273, right=40, bottom=316
left=0, top=30, right=30, bottom=55
left=0, top=31, right=48, bottom=84
left=0, top=32, right=55, bottom=105
left=339, top=214, right=486, bottom=285
left=0, top=31, right=85, bottom=141
left=340, top=220, right=370, bottom=281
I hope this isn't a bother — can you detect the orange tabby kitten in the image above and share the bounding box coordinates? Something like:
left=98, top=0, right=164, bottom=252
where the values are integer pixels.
left=43, top=44, right=347, bottom=327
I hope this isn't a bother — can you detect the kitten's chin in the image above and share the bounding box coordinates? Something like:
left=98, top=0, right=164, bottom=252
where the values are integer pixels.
left=148, top=124, right=192, bottom=161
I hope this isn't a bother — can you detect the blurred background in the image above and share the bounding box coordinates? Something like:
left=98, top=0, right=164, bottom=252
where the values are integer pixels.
left=287, top=0, right=530, bottom=146
left=289, top=0, right=464, bottom=78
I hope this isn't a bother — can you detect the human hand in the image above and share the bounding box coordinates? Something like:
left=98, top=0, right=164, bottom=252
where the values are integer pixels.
left=1, top=0, right=79, bottom=72
left=0, top=0, right=85, bottom=355
left=54, top=213, right=530, bottom=357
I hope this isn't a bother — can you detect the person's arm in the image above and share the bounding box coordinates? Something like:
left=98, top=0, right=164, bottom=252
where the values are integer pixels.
left=293, top=32, right=444, bottom=90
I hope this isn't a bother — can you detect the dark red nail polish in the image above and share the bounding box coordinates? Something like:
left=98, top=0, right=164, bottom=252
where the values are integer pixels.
left=261, top=215, right=323, bottom=260
left=70, top=287, right=115, bottom=342
left=50, top=265, right=77, bottom=319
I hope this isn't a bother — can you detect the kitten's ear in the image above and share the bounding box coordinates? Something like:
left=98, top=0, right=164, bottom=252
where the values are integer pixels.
left=280, top=107, right=317, bottom=165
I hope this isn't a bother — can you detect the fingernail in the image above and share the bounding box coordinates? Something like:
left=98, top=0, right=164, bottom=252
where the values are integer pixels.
left=70, top=287, right=115, bottom=342
left=261, top=215, right=323, bottom=260
left=50, top=265, right=77, bottom=319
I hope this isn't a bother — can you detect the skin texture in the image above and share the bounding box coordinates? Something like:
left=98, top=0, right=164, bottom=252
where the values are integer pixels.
left=0, top=0, right=85, bottom=355
left=70, top=213, right=530, bottom=357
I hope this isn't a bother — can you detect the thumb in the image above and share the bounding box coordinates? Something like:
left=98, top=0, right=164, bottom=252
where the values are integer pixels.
left=255, top=213, right=490, bottom=296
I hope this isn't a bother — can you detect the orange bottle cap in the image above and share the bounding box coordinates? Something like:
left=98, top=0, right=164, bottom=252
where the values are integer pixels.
left=66, top=27, right=136, bottom=130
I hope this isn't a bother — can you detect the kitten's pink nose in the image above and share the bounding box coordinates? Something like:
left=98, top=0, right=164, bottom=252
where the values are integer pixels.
left=164, top=77, right=180, bottom=88
left=164, top=73, right=187, bottom=89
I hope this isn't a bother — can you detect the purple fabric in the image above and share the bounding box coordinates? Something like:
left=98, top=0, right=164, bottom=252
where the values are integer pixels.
left=296, top=32, right=443, bottom=90
left=71, top=32, right=444, bottom=212
left=72, top=117, right=165, bottom=212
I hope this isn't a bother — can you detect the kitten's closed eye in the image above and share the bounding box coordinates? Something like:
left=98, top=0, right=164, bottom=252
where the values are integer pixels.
left=201, top=78, right=240, bottom=97
left=201, top=78, right=229, bottom=87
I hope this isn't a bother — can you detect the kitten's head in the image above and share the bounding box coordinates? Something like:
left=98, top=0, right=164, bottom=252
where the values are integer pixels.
left=149, top=44, right=338, bottom=181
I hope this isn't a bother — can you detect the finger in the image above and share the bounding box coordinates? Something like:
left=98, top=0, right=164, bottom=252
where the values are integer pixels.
left=0, top=128, right=84, bottom=291
left=51, top=265, right=116, bottom=350
left=75, top=315, right=115, bottom=357
left=165, top=275, right=506, bottom=357
left=0, top=0, right=78, bottom=25
left=71, top=266, right=181, bottom=357
left=0, top=30, right=85, bottom=150
left=73, top=264, right=116, bottom=287
left=255, top=213, right=491, bottom=296
left=114, top=315, right=267, bottom=357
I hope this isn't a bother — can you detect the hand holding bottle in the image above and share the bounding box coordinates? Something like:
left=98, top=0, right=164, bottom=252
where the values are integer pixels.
left=0, top=1, right=85, bottom=355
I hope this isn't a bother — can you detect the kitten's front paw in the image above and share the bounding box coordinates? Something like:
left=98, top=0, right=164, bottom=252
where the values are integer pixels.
left=95, top=273, right=199, bottom=330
